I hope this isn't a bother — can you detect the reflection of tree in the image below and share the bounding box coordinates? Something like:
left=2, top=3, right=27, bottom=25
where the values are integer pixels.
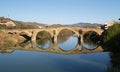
left=36, top=39, right=50, bottom=48
left=57, top=29, right=74, bottom=43
left=83, top=31, right=100, bottom=45
left=36, top=31, right=51, bottom=48
left=106, top=50, right=120, bottom=72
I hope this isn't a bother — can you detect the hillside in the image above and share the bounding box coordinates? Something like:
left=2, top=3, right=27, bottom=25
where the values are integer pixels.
left=0, top=17, right=46, bottom=29
left=0, top=17, right=16, bottom=27
left=15, top=21, right=46, bottom=28
left=15, top=21, right=46, bottom=27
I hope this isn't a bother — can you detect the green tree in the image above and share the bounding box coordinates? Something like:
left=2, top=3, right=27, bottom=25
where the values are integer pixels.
left=102, top=22, right=120, bottom=50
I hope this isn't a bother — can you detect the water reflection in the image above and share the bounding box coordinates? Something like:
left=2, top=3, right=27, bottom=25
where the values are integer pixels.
left=106, top=48, right=120, bottom=72
left=37, top=40, right=51, bottom=49
left=58, top=36, right=78, bottom=51
left=0, top=30, right=103, bottom=54
left=83, top=31, right=100, bottom=49
left=36, top=31, right=51, bottom=49
left=57, top=29, right=73, bottom=43
left=58, top=29, right=78, bottom=51
left=83, top=40, right=98, bottom=50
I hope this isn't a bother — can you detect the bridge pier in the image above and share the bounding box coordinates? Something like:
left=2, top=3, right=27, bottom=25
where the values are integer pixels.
left=31, top=40, right=37, bottom=48
left=31, top=31, right=37, bottom=42
left=80, top=35, right=83, bottom=43
left=51, top=30, right=58, bottom=44
left=78, top=35, right=81, bottom=45
left=52, top=35, right=57, bottom=43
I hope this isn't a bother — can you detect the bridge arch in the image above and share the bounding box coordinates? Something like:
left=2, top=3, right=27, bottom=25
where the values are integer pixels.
left=36, top=30, right=52, bottom=38
left=35, top=30, right=52, bottom=49
left=57, top=27, right=80, bottom=37
left=83, top=31, right=100, bottom=40
left=32, top=29, right=53, bottom=41
left=19, top=32, right=31, bottom=40
left=82, top=30, right=101, bottom=46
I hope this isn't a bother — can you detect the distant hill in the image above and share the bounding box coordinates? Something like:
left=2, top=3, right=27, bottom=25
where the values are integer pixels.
left=15, top=21, right=46, bottom=28
left=72, top=22, right=102, bottom=26
left=15, top=21, right=46, bottom=27
left=69, top=22, right=102, bottom=28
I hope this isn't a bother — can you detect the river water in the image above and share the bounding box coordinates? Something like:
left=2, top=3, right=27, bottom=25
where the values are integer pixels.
left=0, top=32, right=120, bottom=72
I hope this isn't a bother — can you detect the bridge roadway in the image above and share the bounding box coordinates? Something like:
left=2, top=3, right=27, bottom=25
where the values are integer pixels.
left=4, top=27, right=103, bottom=43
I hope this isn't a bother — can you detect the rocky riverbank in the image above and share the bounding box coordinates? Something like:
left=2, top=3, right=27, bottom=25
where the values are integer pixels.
left=0, top=31, right=26, bottom=48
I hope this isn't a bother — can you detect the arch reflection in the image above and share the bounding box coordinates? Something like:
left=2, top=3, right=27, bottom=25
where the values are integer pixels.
left=83, top=31, right=100, bottom=49
left=0, top=37, right=103, bottom=54
left=36, top=31, right=51, bottom=49
left=57, top=29, right=78, bottom=51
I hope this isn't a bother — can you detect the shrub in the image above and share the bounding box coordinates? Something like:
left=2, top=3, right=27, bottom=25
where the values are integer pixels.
left=0, top=28, right=3, bottom=31
left=104, top=23, right=120, bottom=43
left=102, top=22, right=120, bottom=51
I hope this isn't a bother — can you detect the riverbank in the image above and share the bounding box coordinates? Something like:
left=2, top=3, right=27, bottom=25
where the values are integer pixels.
left=0, top=31, right=26, bottom=48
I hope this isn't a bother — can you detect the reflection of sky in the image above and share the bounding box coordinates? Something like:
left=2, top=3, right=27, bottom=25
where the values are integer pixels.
left=0, top=50, right=110, bottom=72
left=58, top=36, right=78, bottom=51
left=37, top=41, right=51, bottom=49
left=83, top=41, right=98, bottom=49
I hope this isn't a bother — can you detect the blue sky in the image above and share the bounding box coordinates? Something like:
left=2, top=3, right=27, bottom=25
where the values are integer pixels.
left=0, top=0, right=120, bottom=24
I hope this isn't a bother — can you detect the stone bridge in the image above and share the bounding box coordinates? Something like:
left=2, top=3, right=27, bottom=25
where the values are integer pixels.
left=4, top=27, right=103, bottom=43
left=1, top=40, right=103, bottom=54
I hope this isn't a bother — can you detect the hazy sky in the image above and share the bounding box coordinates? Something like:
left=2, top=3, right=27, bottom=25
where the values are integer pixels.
left=0, top=0, right=120, bottom=24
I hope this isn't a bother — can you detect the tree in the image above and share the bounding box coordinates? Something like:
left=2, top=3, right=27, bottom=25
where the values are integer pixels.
left=118, top=18, right=120, bottom=20
left=118, top=18, right=120, bottom=23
